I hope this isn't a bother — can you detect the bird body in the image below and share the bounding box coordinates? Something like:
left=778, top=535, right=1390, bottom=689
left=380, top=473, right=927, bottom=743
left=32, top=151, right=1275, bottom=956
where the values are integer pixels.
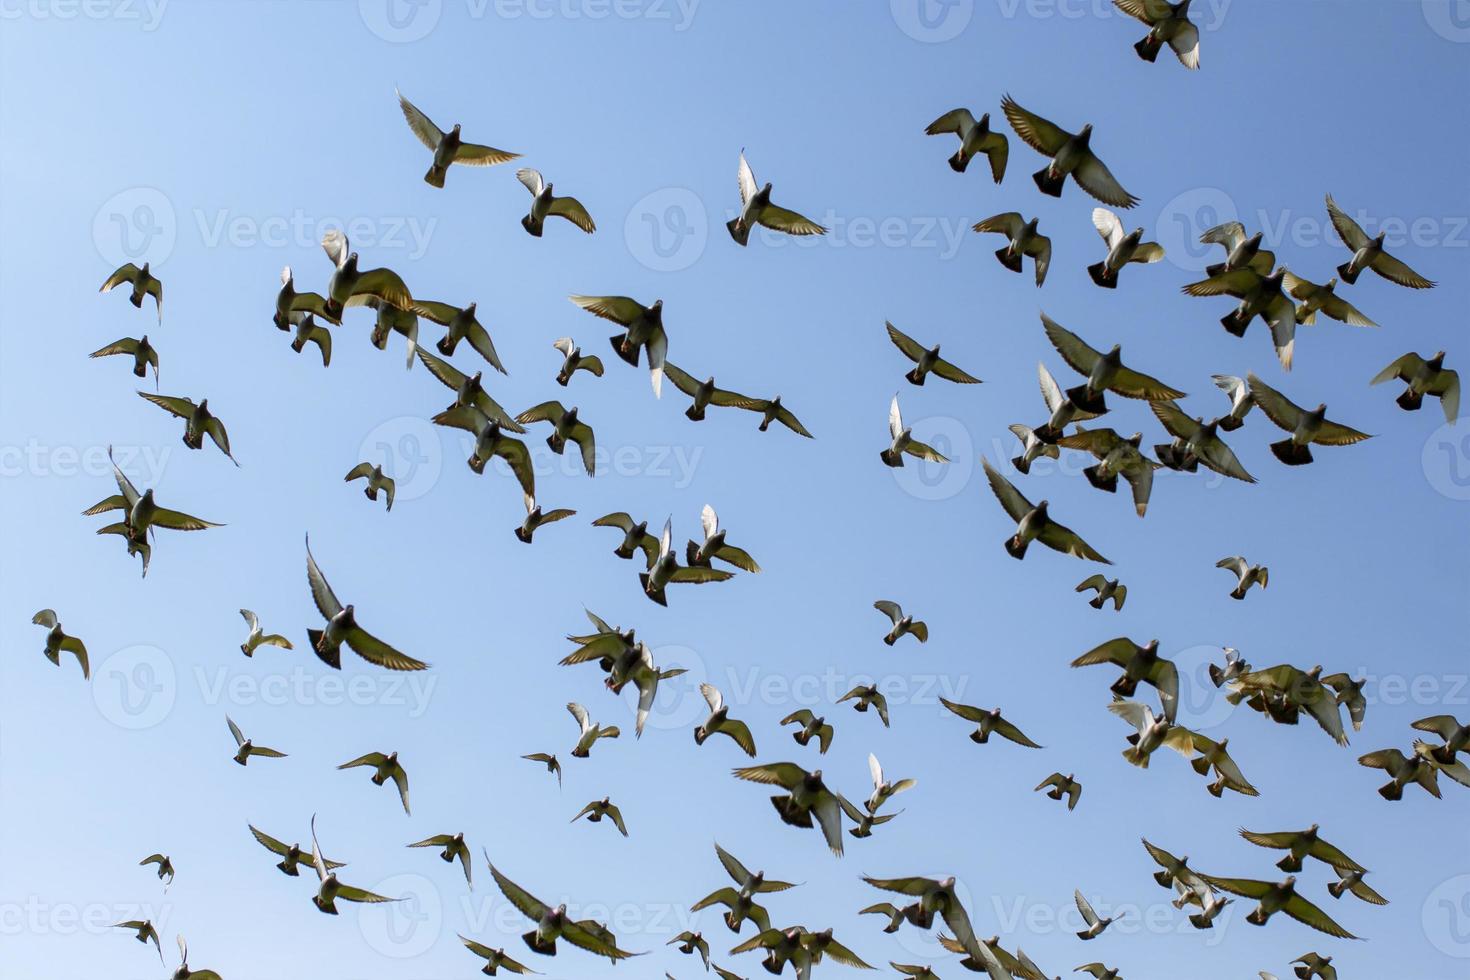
left=1089, top=207, right=1164, bottom=287
left=338, top=751, right=411, bottom=814
left=1217, top=556, right=1268, bottom=599
left=344, top=462, right=395, bottom=511
left=974, top=212, right=1052, bottom=286
left=925, top=107, right=1009, bottom=179
left=1001, top=95, right=1138, bottom=206
left=31, top=609, right=89, bottom=678
left=101, top=261, right=163, bottom=321
left=1076, top=575, right=1127, bottom=610
left=90, top=334, right=159, bottom=386
left=398, top=89, right=518, bottom=187
left=1371, top=351, right=1459, bottom=422
left=1248, top=373, right=1371, bottom=465
left=727, top=150, right=827, bottom=245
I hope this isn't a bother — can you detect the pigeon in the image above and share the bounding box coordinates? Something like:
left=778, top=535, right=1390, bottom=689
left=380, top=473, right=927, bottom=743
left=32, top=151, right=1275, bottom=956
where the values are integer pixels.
left=488, top=858, right=641, bottom=962
left=1197, top=874, right=1356, bottom=939
left=658, top=362, right=761, bottom=422
left=397, top=89, right=519, bottom=187
left=1412, top=715, right=1470, bottom=764
left=571, top=797, right=628, bottom=836
left=1088, top=207, right=1164, bottom=287
left=1327, top=868, right=1388, bottom=905
left=139, top=852, right=174, bottom=887
left=1001, top=94, right=1139, bottom=206
left=840, top=795, right=904, bottom=839
left=432, top=406, right=537, bottom=507
left=1036, top=772, right=1082, bottom=810
left=289, top=313, right=333, bottom=366
left=1228, top=664, right=1348, bottom=745
left=641, top=518, right=734, bottom=605
left=727, top=150, right=828, bottom=245
left=574, top=640, right=683, bottom=737
left=1115, top=0, right=1200, bottom=67
left=690, top=842, right=794, bottom=935
left=1108, top=699, right=1195, bottom=768
left=1239, top=825, right=1366, bottom=875
left=983, top=456, right=1110, bottom=563
left=891, top=962, right=941, bottom=979
left=1009, top=423, right=1059, bottom=475
left=1371, top=351, right=1459, bottom=422
left=1211, top=374, right=1255, bottom=431
left=686, top=504, right=761, bottom=572
left=1073, top=891, right=1119, bottom=939
left=1149, top=401, right=1255, bottom=482
left=1247, top=373, right=1372, bottom=465
left=515, top=168, right=595, bottom=236
left=363, top=295, right=421, bottom=368
left=137, top=393, right=238, bottom=465
left=304, top=815, right=400, bottom=914
left=521, top=752, right=562, bottom=788
left=90, top=335, right=159, bottom=387
left=274, top=264, right=336, bottom=330
left=320, top=229, right=413, bottom=321
left=1291, top=952, right=1338, bottom=980
left=1071, top=639, right=1179, bottom=721
left=1200, top=222, right=1275, bottom=277
left=1282, top=272, right=1376, bottom=327
left=940, top=698, right=1043, bottom=747
left=861, top=875, right=986, bottom=961
left=344, top=462, right=395, bottom=511
left=305, top=535, right=427, bottom=671
left=1172, top=878, right=1231, bottom=929
left=1326, top=193, right=1435, bottom=288
left=235, top=610, right=292, bottom=660
left=1141, top=839, right=1209, bottom=893
left=874, top=600, right=928, bottom=646
left=112, top=919, right=163, bottom=960
left=1187, top=732, right=1258, bottom=797
left=1056, top=427, right=1161, bottom=516
left=566, top=701, right=621, bottom=758
left=732, top=762, right=846, bottom=856
left=1182, top=267, right=1299, bottom=368
left=1358, top=747, right=1442, bottom=801
left=1026, top=361, right=1101, bottom=447
left=552, top=337, right=604, bottom=386
left=568, top=294, right=668, bottom=396
left=739, top=395, right=813, bottom=437
left=881, top=394, right=949, bottom=467
left=973, top=212, right=1052, bottom=286
left=1075, top=963, right=1121, bottom=979
left=30, top=609, right=89, bottom=679
left=338, top=751, right=411, bottom=814
left=694, top=683, right=757, bottom=756
left=1042, top=313, right=1185, bottom=413
left=837, top=684, right=891, bottom=727
left=935, top=934, right=1040, bottom=978
left=100, top=261, right=163, bottom=322
left=1209, top=647, right=1250, bottom=687
left=1217, top=556, right=1268, bottom=599
left=515, top=501, right=576, bottom=544
left=248, top=824, right=344, bottom=877
left=780, top=708, right=835, bottom=755
left=859, top=903, right=905, bottom=934
left=866, top=753, right=917, bottom=812
left=459, top=934, right=540, bottom=975
left=886, top=321, right=982, bottom=386
left=669, top=931, right=711, bottom=971
left=226, top=715, right=286, bottom=766
left=411, top=298, right=506, bottom=373
left=409, top=832, right=474, bottom=886
left=84, top=447, right=222, bottom=570
left=924, top=107, right=1009, bottom=180
left=1075, top=575, right=1126, bottom=611
left=729, top=926, right=869, bottom=979
left=169, top=935, right=222, bottom=980
left=515, top=401, right=596, bottom=476
left=592, top=512, right=661, bottom=567
left=415, top=347, right=524, bottom=431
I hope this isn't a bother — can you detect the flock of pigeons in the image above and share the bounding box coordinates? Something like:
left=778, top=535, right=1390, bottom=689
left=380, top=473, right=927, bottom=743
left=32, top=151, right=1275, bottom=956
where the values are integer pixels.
left=37, top=5, right=1464, bottom=978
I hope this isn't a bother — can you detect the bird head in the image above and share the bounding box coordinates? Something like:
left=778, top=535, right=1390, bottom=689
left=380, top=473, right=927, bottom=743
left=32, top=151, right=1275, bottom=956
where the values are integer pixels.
left=140, top=262, right=151, bottom=274
left=1127, top=432, right=1143, bottom=447
left=1245, top=232, right=1263, bottom=250
left=1143, top=639, right=1160, bottom=656
left=451, top=123, right=462, bottom=136
left=198, top=398, right=209, bottom=412
left=1430, top=350, right=1447, bottom=367
left=1374, top=231, right=1387, bottom=246
left=550, top=904, right=567, bottom=924
left=1125, top=228, right=1144, bottom=245
left=1025, top=216, right=1040, bottom=234
left=140, top=488, right=156, bottom=505
left=1078, top=124, right=1093, bottom=143
left=387, top=749, right=397, bottom=763
left=1035, top=499, right=1051, bottom=516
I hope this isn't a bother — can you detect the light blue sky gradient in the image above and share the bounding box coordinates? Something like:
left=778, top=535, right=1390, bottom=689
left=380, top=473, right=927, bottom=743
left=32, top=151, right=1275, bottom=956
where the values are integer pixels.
left=2, top=1, right=1468, bottom=978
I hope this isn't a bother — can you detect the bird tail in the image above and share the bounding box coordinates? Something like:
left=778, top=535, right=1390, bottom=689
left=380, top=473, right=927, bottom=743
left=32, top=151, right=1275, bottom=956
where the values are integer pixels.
left=276, top=860, right=298, bottom=876
left=1032, top=166, right=1066, bottom=197
left=995, top=247, right=1025, bottom=273
left=514, top=526, right=532, bottom=544
left=306, top=629, right=341, bottom=670
left=1204, top=260, right=1226, bottom=277
left=726, top=217, right=750, bottom=246
left=1215, top=415, right=1244, bottom=432
left=1269, top=438, right=1313, bottom=466
left=1208, top=664, right=1225, bottom=687
left=290, top=337, right=306, bottom=353
left=685, top=404, right=706, bottom=421
left=521, top=214, right=544, bottom=237
left=1397, top=388, right=1425, bottom=411
left=1065, top=384, right=1108, bottom=415
left=1296, top=306, right=1317, bottom=326
left=1294, top=969, right=1312, bottom=980
left=1378, top=781, right=1403, bottom=801
left=1011, top=453, right=1032, bottom=475
left=1220, top=310, right=1250, bottom=337
left=436, top=334, right=459, bottom=357
left=1188, top=911, right=1214, bottom=929
left=1153, top=870, right=1173, bottom=888
left=1004, top=535, right=1029, bottom=560
left=879, top=448, right=903, bottom=468
left=1190, top=755, right=1212, bottom=776
left=1087, top=262, right=1118, bottom=289
left=1083, top=464, right=1118, bottom=494
left=1123, top=745, right=1149, bottom=768
left=1277, top=855, right=1303, bottom=873
left=1207, top=780, right=1225, bottom=798
left=948, top=150, right=969, bottom=173
left=1336, top=261, right=1360, bottom=285
left=1134, top=34, right=1162, bottom=62
left=904, top=366, right=926, bottom=386
left=546, top=433, right=566, bottom=455
left=1089, top=595, right=1105, bottom=609
left=609, top=334, right=641, bottom=367
left=1245, top=908, right=1267, bottom=926
left=1327, top=879, right=1346, bottom=900
left=640, top=573, right=668, bottom=607
left=424, top=165, right=447, bottom=188
left=522, top=930, right=556, bottom=955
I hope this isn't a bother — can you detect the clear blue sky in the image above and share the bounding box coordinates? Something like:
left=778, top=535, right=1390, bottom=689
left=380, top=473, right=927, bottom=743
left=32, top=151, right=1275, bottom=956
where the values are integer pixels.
left=2, top=1, right=1468, bottom=978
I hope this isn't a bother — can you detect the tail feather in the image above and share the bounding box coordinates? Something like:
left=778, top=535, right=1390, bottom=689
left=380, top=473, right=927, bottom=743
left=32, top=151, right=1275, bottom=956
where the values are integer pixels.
left=1084, top=464, right=1118, bottom=493
left=1033, top=167, right=1066, bottom=197
left=1397, top=388, right=1424, bottom=411
left=1337, top=261, right=1359, bottom=285
left=1004, top=535, right=1029, bottom=560
left=879, top=448, right=903, bottom=467
left=1087, top=262, right=1118, bottom=288
left=1011, top=454, right=1032, bottom=475
left=1134, top=35, right=1162, bottom=62
left=1220, top=310, right=1250, bottom=337
left=1270, top=439, right=1313, bottom=466
left=726, top=217, right=750, bottom=246
left=424, top=165, right=447, bottom=188
left=948, top=151, right=969, bottom=173
left=521, top=214, right=543, bottom=237
left=995, top=247, right=1024, bottom=273
left=1066, top=384, right=1107, bottom=414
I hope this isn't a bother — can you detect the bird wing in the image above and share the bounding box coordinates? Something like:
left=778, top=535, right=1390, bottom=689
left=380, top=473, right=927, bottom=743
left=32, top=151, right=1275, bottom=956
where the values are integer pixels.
left=757, top=203, right=827, bottom=237
left=515, top=400, right=567, bottom=426
left=90, top=337, right=141, bottom=358
left=1307, top=838, right=1366, bottom=874
left=305, top=537, right=344, bottom=619
left=489, top=862, right=549, bottom=922
left=100, top=262, right=142, bottom=292
left=1040, top=313, right=1101, bottom=377
left=885, top=321, right=926, bottom=362
left=465, top=321, right=506, bottom=374
left=414, top=346, right=468, bottom=390
left=1371, top=352, right=1426, bottom=385
left=982, top=456, right=1035, bottom=522
left=1319, top=290, right=1376, bottom=327
left=548, top=195, right=596, bottom=233
left=454, top=141, right=520, bottom=166
left=736, top=150, right=759, bottom=206
left=338, top=751, right=387, bottom=770
left=226, top=716, right=245, bottom=747
left=668, top=566, right=735, bottom=585
left=1027, top=234, right=1052, bottom=286
left=397, top=90, right=444, bottom=149
left=202, top=417, right=235, bottom=463
left=492, top=438, right=537, bottom=510
left=1313, top=418, right=1373, bottom=447
left=932, top=356, right=981, bottom=384
left=1073, top=153, right=1140, bottom=209
left=1369, top=250, right=1435, bottom=289
left=344, top=462, right=375, bottom=482
left=148, top=507, right=221, bottom=531
left=248, top=824, right=290, bottom=856
left=348, top=267, right=414, bottom=310
left=732, top=762, right=805, bottom=790
left=939, top=697, right=987, bottom=722
left=1037, top=519, right=1110, bottom=563
left=1108, top=363, right=1186, bottom=401
left=1000, top=95, right=1070, bottom=155
left=924, top=107, right=975, bottom=136
left=515, top=167, right=545, bottom=196
left=993, top=716, right=1042, bottom=748
left=1074, top=890, right=1099, bottom=926
left=660, top=361, right=702, bottom=397
left=1281, top=893, right=1358, bottom=940
left=1092, top=207, right=1125, bottom=248
left=137, top=391, right=194, bottom=419
left=973, top=212, right=1025, bottom=238
left=411, top=299, right=460, bottom=325
left=1325, top=194, right=1370, bottom=251
left=346, top=626, right=430, bottom=672
left=1246, top=374, right=1305, bottom=432
left=1183, top=268, right=1261, bottom=298
left=811, top=792, right=845, bottom=855
left=1071, top=637, right=1139, bottom=669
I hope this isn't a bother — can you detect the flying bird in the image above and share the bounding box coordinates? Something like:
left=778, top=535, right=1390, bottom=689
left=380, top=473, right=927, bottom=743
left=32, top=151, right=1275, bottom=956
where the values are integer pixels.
left=515, top=501, right=577, bottom=544
left=780, top=708, right=835, bottom=755
left=31, top=609, right=88, bottom=679
left=238, top=609, right=292, bottom=658
left=412, top=298, right=506, bottom=373
left=515, top=401, right=596, bottom=476
left=516, top=168, right=595, bottom=236
left=1182, top=267, right=1299, bottom=369
left=308, top=815, right=400, bottom=913
left=100, top=261, right=163, bottom=322
left=1239, top=825, right=1366, bottom=875
left=1073, top=890, right=1120, bottom=940
left=1149, top=401, right=1256, bottom=482
left=837, top=684, right=891, bottom=727
left=338, top=751, right=411, bottom=814
left=592, top=512, right=661, bottom=567
left=1075, top=963, right=1122, bottom=979
left=866, top=753, right=916, bottom=812
left=940, top=698, right=1043, bottom=747
left=139, top=852, right=174, bottom=888
left=344, top=462, right=395, bottom=511
left=739, top=394, right=813, bottom=437
left=1001, top=94, right=1139, bottom=206
left=1197, top=874, right=1357, bottom=939
left=686, top=504, right=762, bottom=573
left=924, top=107, right=1009, bottom=179
left=288, top=313, right=333, bottom=366
left=840, top=796, right=904, bottom=840
left=320, top=229, right=413, bottom=321
left=1211, top=374, right=1255, bottom=431
left=1227, top=664, right=1349, bottom=745
left=694, top=682, right=757, bottom=756
left=305, top=536, right=427, bottom=670
left=1247, top=373, right=1372, bottom=465
left=488, top=858, right=642, bottom=962
left=170, top=935, right=222, bottom=980
left=137, top=392, right=238, bottom=465
left=274, top=264, right=336, bottom=331
left=1327, top=868, right=1388, bottom=906
left=567, top=701, right=621, bottom=758
left=552, top=337, right=604, bottom=387
left=1325, top=193, right=1435, bottom=288
left=1043, top=313, right=1185, bottom=413
left=881, top=394, right=949, bottom=467
left=1412, top=714, right=1470, bottom=764
left=861, top=875, right=986, bottom=962
left=669, top=931, right=711, bottom=971
left=640, top=518, right=734, bottom=606
left=1200, top=222, right=1275, bottom=277
left=432, top=405, right=537, bottom=507
left=415, top=346, right=523, bottom=431
left=973, top=212, right=1051, bottom=286
left=248, top=824, right=344, bottom=877
left=1187, top=732, right=1258, bottom=797
left=885, top=321, right=982, bottom=386
left=572, top=797, right=628, bottom=836
left=112, top=919, right=163, bottom=961
left=1036, top=772, right=1082, bottom=810
left=727, top=150, right=828, bottom=245
left=1282, top=272, right=1376, bottom=327
left=1056, top=427, right=1160, bottom=516
left=85, top=447, right=222, bottom=574
left=1088, top=207, right=1164, bottom=287
left=459, top=934, right=540, bottom=975
left=1115, top=0, right=1200, bottom=67
left=661, top=362, right=762, bottom=422
left=1217, top=556, right=1269, bottom=600
left=522, top=752, right=562, bottom=788
left=1209, top=647, right=1250, bottom=687
left=732, top=762, right=846, bottom=856
left=1371, top=351, right=1459, bottom=422
left=1014, top=362, right=1101, bottom=468
left=409, top=832, right=473, bottom=886
left=874, top=599, right=928, bottom=646
left=568, top=294, right=668, bottom=396
left=690, top=842, right=794, bottom=935
left=983, top=456, right=1111, bottom=563
left=226, top=715, right=286, bottom=766
left=1108, top=699, right=1195, bottom=768
left=398, top=89, right=519, bottom=187
left=90, top=335, right=158, bottom=387
left=1291, top=953, right=1338, bottom=980
left=1076, top=575, right=1127, bottom=611
left=1358, top=747, right=1442, bottom=801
